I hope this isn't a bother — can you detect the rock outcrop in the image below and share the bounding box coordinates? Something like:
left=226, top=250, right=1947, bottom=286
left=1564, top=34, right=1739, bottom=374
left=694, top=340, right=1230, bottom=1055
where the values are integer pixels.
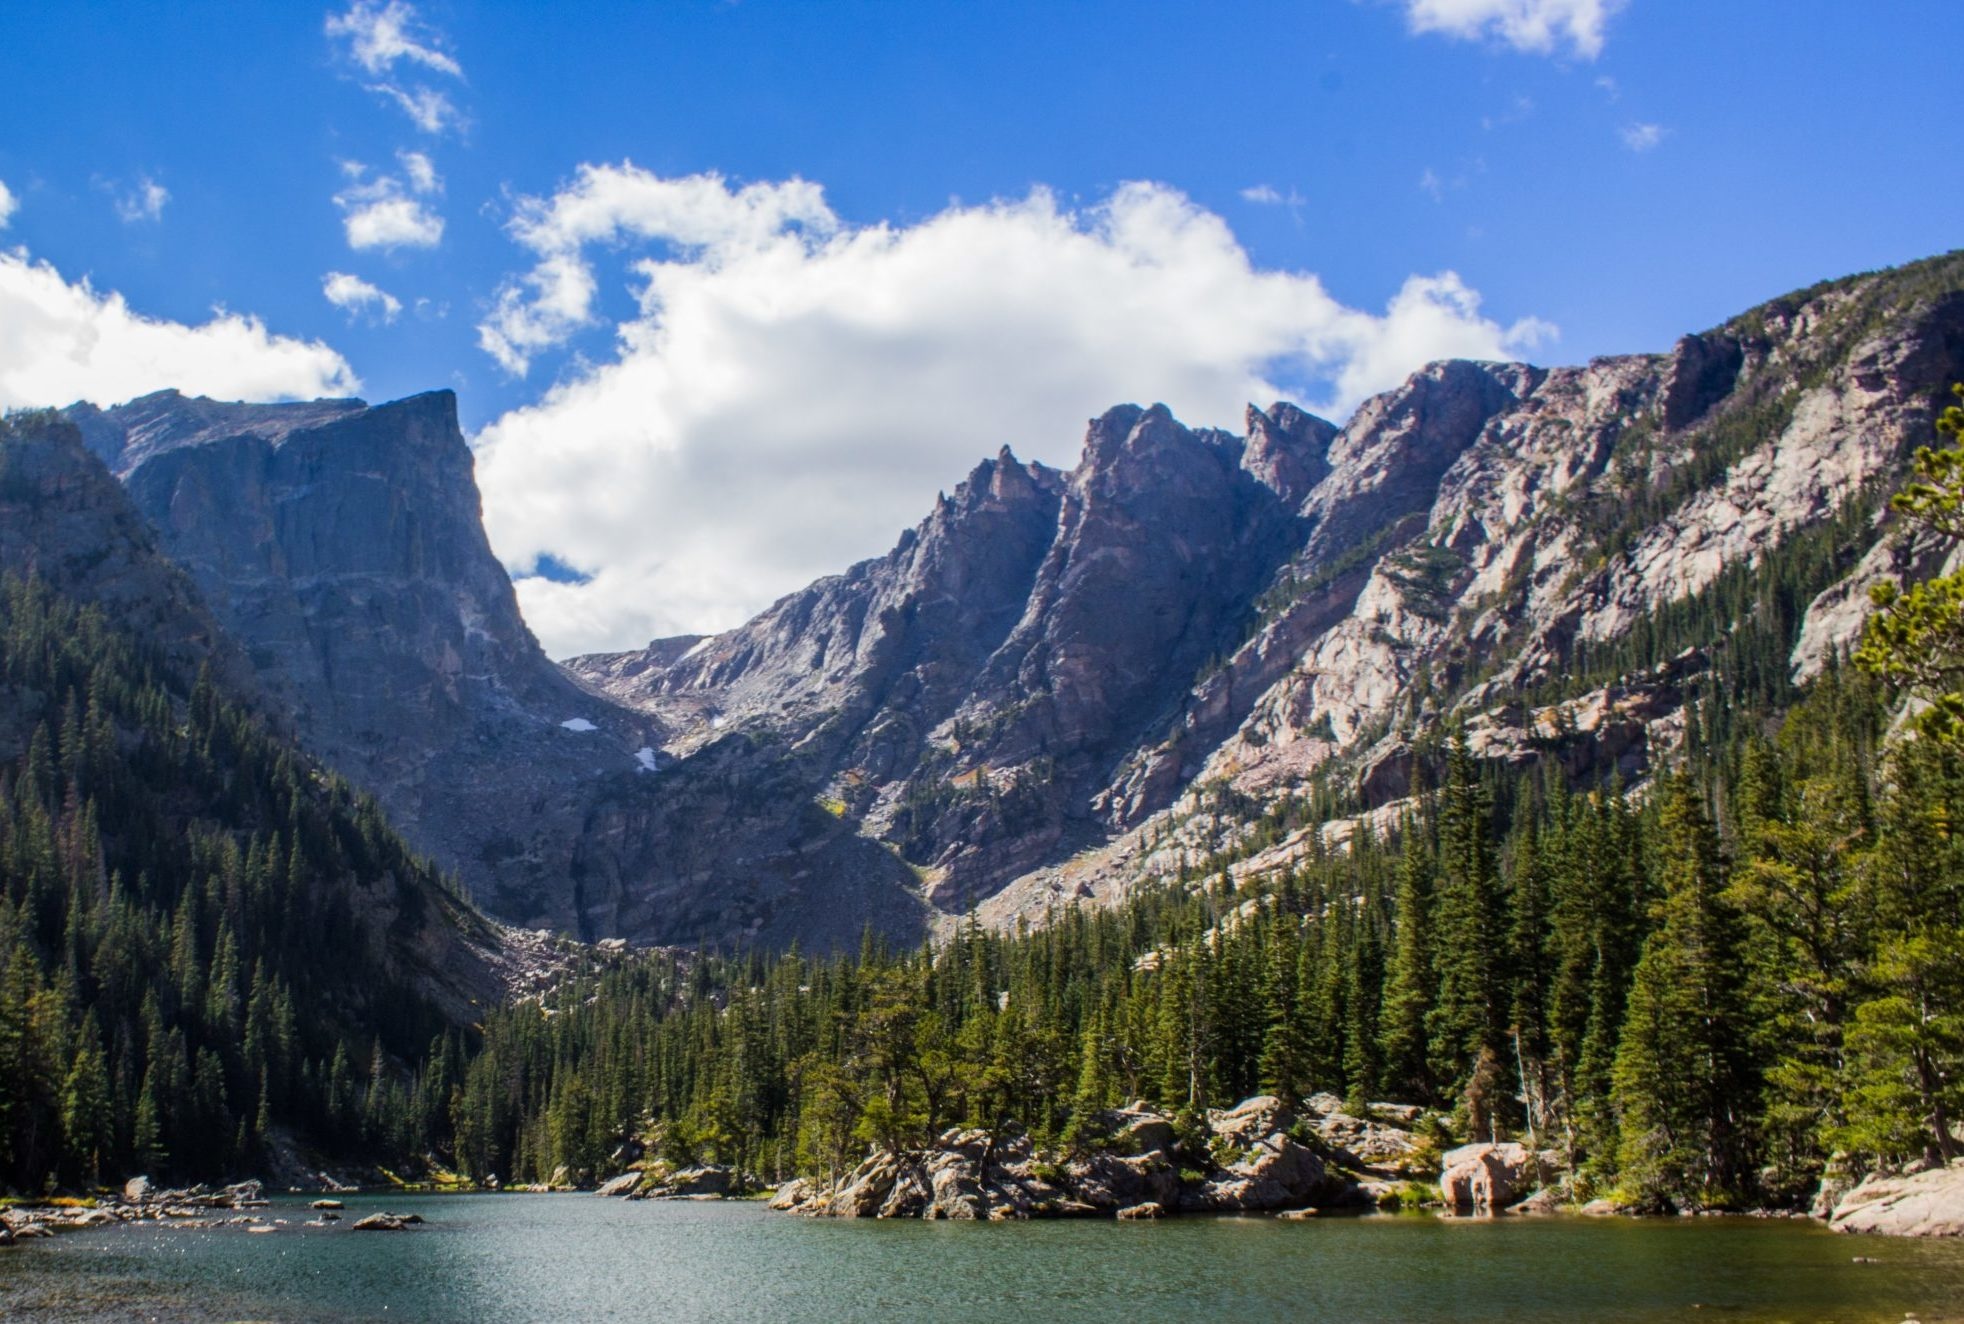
left=769, top=1093, right=1418, bottom=1219
left=1830, top=1162, right=1964, bottom=1237
left=1439, top=1142, right=1558, bottom=1215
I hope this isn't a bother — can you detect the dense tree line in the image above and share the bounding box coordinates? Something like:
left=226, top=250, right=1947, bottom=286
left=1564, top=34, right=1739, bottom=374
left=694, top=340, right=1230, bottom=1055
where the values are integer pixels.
left=0, top=572, right=470, bottom=1194
left=439, top=660, right=1962, bottom=1209
left=8, top=380, right=1964, bottom=1215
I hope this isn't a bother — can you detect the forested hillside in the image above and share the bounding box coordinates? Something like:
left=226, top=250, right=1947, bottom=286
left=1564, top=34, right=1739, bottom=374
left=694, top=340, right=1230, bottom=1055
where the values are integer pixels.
left=437, top=658, right=1961, bottom=1209
left=432, top=381, right=1964, bottom=1210
left=0, top=412, right=503, bottom=1195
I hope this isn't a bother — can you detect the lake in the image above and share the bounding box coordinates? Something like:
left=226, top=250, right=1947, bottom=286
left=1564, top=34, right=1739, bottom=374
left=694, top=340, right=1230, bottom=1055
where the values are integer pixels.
left=3, top=1194, right=1962, bottom=1322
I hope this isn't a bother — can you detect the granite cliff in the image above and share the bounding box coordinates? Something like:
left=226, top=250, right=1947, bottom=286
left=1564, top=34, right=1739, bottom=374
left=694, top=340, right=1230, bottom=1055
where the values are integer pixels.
left=576, top=252, right=1964, bottom=933
left=47, top=251, right=1964, bottom=950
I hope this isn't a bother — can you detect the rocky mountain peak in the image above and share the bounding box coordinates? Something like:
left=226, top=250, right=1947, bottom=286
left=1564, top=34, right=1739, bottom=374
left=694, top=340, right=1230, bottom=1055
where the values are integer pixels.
left=66, top=388, right=665, bottom=938
left=66, top=387, right=370, bottom=477
left=1243, top=401, right=1337, bottom=505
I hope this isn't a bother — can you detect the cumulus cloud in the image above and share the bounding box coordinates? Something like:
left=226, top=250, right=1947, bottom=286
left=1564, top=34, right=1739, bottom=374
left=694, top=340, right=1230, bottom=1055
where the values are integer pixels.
left=1401, top=0, right=1626, bottom=59
left=325, top=1, right=466, bottom=134
left=0, top=248, right=356, bottom=410
left=471, top=168, right=1553, bottom=657
left=0, top=179, right=16, bottom=229
left=322, top=270, right=402, bottom=322
left=1620, top=121, right=1666, bottom=152
left=334, top=162, right=444, bottom=250
left=111, top=175, right=170, bottom=224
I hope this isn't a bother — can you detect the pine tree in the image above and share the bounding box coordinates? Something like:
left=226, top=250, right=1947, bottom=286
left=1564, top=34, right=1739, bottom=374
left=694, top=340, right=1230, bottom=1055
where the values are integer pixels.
left=1610, top=775, right=1754, bottom=1209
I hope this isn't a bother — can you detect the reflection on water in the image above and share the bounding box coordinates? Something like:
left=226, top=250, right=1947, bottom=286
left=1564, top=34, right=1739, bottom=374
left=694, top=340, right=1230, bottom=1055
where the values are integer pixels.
left=3, top=1194, right=1961, bottom=1323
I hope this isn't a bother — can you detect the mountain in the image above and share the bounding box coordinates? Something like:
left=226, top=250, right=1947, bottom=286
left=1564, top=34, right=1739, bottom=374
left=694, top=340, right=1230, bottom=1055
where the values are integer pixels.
left=67, top=389, right=666, bottom=939
left=575, top=251, right=1964, bottom=931
left=44, top=252, right=1964, bottom=953
left=0, top=410, right=515, bottom=1188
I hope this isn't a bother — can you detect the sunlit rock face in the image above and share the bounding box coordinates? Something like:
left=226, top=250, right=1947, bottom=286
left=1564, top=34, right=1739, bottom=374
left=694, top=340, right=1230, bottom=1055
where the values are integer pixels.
left=585, top=256, right=1964, bottom=933
left=65, top=254, right=1964, bottom=947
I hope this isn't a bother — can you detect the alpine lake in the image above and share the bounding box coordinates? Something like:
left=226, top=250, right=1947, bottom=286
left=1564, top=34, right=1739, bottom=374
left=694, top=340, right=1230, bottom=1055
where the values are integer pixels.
left=3, top=1193, right=1963, bottom=1323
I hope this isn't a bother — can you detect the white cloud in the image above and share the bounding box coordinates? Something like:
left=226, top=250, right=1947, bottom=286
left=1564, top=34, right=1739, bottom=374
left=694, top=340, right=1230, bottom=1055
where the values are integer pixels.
left=1402, top=0, right=1626, bottom=59
left=1620, top=120, right=1666, bottom=152
left=112, top=175, right=170, bottom=224
left=1418, top=168, right=1445, bottom=202
left=1240, top=184, right=1307, bottom=211
left=322, top=270, right=402, bottom=322
left=325, top=1, right=460, bottom=77
left=371, top=84, right=464, bottom=135
left=397, top=149, right=440, bottom=194
left=471, top=168, right=1553, bottom=657
left=0, top=248, right=356, bottom=410
left=334, top=164, right=444, bottom=250
left=478, top=165, right=835, bottom=374
left=0, top=180, right=16, bottom=229
left=325, top=1, right=466, bottom=135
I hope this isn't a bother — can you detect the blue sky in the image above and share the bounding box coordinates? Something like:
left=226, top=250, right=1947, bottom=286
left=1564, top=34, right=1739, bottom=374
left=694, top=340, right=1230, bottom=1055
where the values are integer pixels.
left=1, top=1, right=1958, bottom=654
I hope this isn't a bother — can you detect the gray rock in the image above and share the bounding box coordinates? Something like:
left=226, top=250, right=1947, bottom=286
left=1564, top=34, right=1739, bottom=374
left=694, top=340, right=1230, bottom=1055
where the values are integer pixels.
left=1830, top=1162, right=1964, bottom=1237
left=595, top=1173, right=641, bottom=1198
left=351, top=1213, right=410, bottom=1232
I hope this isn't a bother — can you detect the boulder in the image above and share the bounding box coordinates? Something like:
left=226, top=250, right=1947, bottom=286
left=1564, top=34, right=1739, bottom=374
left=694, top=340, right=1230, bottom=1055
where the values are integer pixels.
left=310, top=1199, right=345, bottom=1210
left=124, top=1175, right=153, bottom=1203
left=1830, top=1162, right=1964, bottom=1238
left=1512, top=1187, right=1565, bottom=1216
left=595, top=1172, right=642, bottom=1198
left=1116, top=1201, right=1164, bottom=1220
left=631, top=1162, right=753, bottom=1200
left=351, top=1213, right=411, bottom=1231
left=768, top=1178, right=815, bottom=1211
left=1440, top=1143, right=1554, bottom=1214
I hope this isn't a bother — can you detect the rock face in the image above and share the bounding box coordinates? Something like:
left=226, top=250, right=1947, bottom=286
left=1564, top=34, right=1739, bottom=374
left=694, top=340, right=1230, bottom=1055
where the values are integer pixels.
left=573, top=402, right=1323, bottom=921
left=770, top=1093, right=1416, bottom=1219
left=72, top=390, right=673, bottom=940
left=52, top=253, right=1964, bottom=950
left=1830, top=1163, right=1964, bottom=1237
left=1439, top=1143, right=1557, bottom=1214
left=579, top=254, right=1964, bottom=935
left=0, top=413, right=509, bottom=1016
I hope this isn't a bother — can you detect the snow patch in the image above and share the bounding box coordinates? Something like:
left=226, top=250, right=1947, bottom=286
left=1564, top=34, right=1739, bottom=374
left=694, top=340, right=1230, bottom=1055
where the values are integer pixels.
left=634, top=747, right=658, bottom=772
left=560, top=717, right=599, bottom=732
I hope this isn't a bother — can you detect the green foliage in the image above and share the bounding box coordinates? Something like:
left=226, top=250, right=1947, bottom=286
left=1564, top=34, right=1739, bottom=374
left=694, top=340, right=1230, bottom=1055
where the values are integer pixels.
left=0, top=570, right=469, bottom=1193
left=1859, top=385, right=1964, bottom=745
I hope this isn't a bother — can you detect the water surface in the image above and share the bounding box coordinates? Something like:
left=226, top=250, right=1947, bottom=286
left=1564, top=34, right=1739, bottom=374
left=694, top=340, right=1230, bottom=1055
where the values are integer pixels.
left=3, top=1193, right=1960, bottom=1322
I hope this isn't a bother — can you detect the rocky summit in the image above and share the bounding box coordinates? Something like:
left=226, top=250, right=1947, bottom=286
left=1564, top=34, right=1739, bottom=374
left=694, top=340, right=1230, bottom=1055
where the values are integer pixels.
left=577, top=252, right=1964, bottom=938
left=65, top=389, right=667, bottom=940
left=50, top=252, right=1964, bottom=950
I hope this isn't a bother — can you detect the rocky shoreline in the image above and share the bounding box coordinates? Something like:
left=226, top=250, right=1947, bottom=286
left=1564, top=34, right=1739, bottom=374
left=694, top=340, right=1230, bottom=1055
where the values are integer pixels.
left=0, top=1178, right=435, bottom=1244
left=764, top=1094, right=1434, bottom=1220
left=733, top=1093, right=1963, bottom=1238
left=11, top=1115, right=1961, bottom=1247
